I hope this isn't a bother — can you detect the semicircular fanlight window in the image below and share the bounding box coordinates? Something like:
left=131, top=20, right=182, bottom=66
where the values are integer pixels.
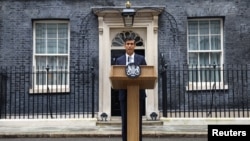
left=111, top=31, right=144, bottom=47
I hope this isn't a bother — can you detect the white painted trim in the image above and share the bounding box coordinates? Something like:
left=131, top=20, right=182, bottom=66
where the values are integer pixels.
left=96, top=9, right=162, bottom=120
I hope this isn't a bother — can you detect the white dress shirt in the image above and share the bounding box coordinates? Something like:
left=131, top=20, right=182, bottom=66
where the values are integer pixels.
left=126, top=53, right=134, bottom=65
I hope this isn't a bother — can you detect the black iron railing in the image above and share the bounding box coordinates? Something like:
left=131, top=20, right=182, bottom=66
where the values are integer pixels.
left=160, top=64, right=250, bottom=118
left=1, top=64, right=250, bottom=119
left=0, top=66, right=96, bottom=119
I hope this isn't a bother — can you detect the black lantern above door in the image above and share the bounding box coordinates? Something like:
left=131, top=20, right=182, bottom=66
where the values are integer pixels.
left=121, top=1, right=135, bottom=27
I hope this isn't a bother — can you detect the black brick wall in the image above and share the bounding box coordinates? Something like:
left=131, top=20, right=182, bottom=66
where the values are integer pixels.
left=0, top=0, right=250, bottom=66
left=0, top=0, right=250, bottom=115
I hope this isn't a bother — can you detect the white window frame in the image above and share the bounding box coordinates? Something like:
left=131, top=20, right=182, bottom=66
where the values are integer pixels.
left=30, top=20, right=70, bottom=93
left=187, top=18, right=227, bottom=90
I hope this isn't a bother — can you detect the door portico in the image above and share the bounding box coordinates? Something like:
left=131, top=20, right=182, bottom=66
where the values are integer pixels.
left=93, top=7, right=164, bottom=120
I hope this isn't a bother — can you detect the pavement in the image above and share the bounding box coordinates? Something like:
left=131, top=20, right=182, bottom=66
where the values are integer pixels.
left=0, top=119, right=208, bottom=138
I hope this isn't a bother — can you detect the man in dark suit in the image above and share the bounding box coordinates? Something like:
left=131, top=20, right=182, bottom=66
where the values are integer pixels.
left=115, top=36, right=147, bottom=141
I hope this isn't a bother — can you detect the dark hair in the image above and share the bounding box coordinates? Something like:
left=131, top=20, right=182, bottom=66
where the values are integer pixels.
left=124, top=36, right=135, bottom=43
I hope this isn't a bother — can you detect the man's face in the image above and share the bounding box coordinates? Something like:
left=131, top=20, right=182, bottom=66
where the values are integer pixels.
left=124, top=40, right=135, bottom=56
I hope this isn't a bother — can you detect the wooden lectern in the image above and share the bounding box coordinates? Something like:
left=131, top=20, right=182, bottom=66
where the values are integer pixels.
left=109, top=65, right=157, bottom=141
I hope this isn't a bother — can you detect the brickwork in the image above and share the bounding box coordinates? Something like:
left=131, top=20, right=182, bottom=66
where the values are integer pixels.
left=0, top=0, right=250, bottom=116
left=0, top=0, right=250, bottom=66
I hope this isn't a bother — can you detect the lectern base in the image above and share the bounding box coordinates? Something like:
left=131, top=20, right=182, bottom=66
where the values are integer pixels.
left=109, top=65, right=157, bottom=141
left=127, top=84, right=140, bottom=141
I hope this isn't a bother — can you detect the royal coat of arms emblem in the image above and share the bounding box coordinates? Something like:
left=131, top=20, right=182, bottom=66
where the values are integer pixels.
left=125, top=63, right=141, bottom=78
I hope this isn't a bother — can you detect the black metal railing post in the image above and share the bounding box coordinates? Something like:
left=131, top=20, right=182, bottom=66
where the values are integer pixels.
left=91, top=66, right=95, bottom=118
left=207, top=63, right=217, bottom=117
left=160, top=53, right=168, bottom=117
left=45, top=66, right=53, bottom=118
left=0, top=69, right=7, bottom=119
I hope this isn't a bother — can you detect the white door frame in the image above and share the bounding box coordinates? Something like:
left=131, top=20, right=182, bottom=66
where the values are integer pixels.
left=93, top=7, right=164, bottom=120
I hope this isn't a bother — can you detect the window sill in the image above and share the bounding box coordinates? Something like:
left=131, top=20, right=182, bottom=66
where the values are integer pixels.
left=186, top=83, right=228, bottom=91
left=29, top=87, right=70, bottom=94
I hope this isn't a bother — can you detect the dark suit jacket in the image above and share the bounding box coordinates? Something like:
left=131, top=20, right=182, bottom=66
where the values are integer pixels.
left=115, top=53, right=147, bottom=101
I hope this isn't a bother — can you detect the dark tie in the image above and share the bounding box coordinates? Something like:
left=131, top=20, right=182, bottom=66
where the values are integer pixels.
left=128, top=56, right=131, bottom=64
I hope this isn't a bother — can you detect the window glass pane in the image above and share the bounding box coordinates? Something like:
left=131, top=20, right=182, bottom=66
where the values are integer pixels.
left=57, top=71, right=68, bottom=85
left=48, top=72, right=56, bottom=85
left=36, top=72, right=46, bottom=85
left=47, top=56, right=57, bottom=69
left=189, top=67, right=198, bottom=82
left=199, top=21, right=209, bottom=34
left=210, top=69, right=220, bottom=82
left=47, top=71, right=68, bottom=85
left=200, top=36, right=209, bottom=50
left=36, top=56, right=46, bottom=69
left=188, top=21, right=198, bottom=35
left=211, top=35, right=221, bottom=50
left=58, top=39, right=68, bottom=53
left=189, top=53, right=198, bottom=65
left=47, top=23, right=57, bottom=38
left=58, top=23, right=68, bottom=38
left=36, top=23, right=46, bottom=38
left=47, top=39, right=57, bottom=53
left=58, top=57, right=68, bottom=69
left=200, top=53, right=209, bottom=65
left=188, top=36, right=198, bottom=50
left=36, top=39, right=46, bottom=53
left=210, top=53, right=221, bottom=65
left=200, top=68, right=211, bottom=82
left=210, top=20, right=220, bottom=34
